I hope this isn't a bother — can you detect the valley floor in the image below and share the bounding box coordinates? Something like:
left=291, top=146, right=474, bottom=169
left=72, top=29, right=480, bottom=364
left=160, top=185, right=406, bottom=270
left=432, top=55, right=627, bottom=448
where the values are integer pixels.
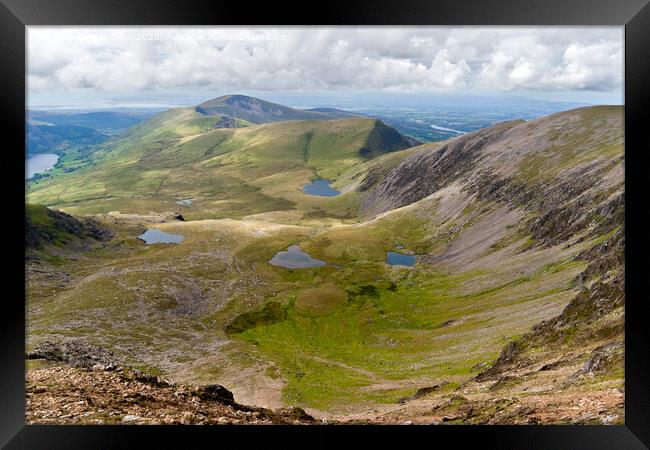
left=25, top=106, right=625, bottom=424
left=26, top=206, right=624, bottom=422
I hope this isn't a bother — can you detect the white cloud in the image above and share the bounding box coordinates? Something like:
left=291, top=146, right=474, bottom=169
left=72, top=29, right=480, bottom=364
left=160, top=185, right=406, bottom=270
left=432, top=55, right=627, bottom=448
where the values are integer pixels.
left=549, top=41, right=623, bottom=91
left=27, top=26, right=623, bottom=98
left=430, top=49, right=471, bottom=89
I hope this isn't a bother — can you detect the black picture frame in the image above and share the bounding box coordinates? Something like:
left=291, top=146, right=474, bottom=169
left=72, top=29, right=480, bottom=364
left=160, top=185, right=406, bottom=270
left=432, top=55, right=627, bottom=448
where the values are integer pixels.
left=2, top=0, right=648, bottom=448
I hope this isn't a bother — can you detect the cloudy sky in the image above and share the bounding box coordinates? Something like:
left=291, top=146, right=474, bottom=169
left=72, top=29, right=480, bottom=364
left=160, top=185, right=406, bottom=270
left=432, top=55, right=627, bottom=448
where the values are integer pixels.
left=27, top=26, right=624, bottom=108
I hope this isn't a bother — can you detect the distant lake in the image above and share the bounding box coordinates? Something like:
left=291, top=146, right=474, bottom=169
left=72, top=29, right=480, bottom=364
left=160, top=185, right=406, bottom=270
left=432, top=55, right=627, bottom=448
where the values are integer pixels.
left=26, top=153, right=59, bottom=179
left=269, top=245, right=327, bottom=269
left=386, top=251, right=417, bottom=266
left=430, top=124, right=466, bottom=135
left=303, top=179, right=341, bottom=197
left=176, top=199, right=192, bottom=207
left=138, top=228, right=184, bottom=244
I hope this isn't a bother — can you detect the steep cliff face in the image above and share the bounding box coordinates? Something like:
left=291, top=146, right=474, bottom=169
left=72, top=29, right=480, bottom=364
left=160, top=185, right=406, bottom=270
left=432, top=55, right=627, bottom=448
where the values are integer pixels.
left=362, top=119, right=523, bottom=215
left=475, top=227, right=624, bottom=383
left=358, top=120, right=421, bottom=159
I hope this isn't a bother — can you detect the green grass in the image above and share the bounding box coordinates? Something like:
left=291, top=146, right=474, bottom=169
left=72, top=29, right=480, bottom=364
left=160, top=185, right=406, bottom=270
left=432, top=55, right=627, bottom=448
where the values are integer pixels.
left=225, top=302, right=288, bottom=335
left=301, top=210, right=433, bottom=263
left=294, top=283, right=349, bottom=317
left=27, top=113, right=414, bottom=221
left=234, top=242, right=584, bottom=409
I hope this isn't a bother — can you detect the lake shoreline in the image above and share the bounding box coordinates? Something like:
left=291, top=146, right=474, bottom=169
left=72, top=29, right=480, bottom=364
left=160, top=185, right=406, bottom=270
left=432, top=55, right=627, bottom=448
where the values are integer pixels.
left=26, top=153, right=60, bottom=179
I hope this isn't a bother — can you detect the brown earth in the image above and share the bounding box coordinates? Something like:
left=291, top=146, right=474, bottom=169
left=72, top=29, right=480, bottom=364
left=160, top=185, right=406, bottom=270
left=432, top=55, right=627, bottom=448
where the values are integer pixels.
left=26, top=359, right=316, bottom=425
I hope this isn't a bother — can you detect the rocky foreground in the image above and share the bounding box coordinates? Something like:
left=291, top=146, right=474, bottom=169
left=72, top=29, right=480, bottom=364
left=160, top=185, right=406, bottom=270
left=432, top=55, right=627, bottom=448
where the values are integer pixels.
left=26, top=341, right=315, bottom=425
left=26, top=355, right=622, bottom=426
left=26, top=335, right=622, bottom=426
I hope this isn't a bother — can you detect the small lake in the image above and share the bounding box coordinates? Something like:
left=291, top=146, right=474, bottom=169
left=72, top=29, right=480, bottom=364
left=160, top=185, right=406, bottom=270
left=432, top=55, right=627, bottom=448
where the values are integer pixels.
left=303, top=179, right=341, bottom=197
left=269, top=245, right=327, bottom=269
left=138, top=228, right=184, bottom=244
left=26, top=153, right=60, bottom=179
left=386, top=251, right=417, bottom=266
left=176, top=199, right=192, bottom=207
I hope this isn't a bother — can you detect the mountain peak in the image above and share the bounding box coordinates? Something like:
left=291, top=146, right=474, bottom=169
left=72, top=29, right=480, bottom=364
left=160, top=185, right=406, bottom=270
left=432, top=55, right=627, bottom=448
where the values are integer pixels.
left=195, top=95, right=361, bottom=124
left=201, top=94, right=260, bottom=106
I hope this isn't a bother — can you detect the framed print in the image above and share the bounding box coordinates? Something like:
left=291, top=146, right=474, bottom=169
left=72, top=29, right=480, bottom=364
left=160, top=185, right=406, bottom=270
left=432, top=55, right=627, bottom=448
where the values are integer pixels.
left=2, top=0, right=649, bottom=448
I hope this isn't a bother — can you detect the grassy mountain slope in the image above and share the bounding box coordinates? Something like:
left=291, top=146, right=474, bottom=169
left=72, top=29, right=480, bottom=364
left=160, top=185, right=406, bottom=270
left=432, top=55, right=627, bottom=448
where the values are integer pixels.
left=362, top=106, right=621, bottom=217
left=27, top=123, right=109, bottom=155
left=27, top=105, right=416, bottom=220
left=26, top=110, right=158, bottom=157
left=29, top=110, right=154, bottom=133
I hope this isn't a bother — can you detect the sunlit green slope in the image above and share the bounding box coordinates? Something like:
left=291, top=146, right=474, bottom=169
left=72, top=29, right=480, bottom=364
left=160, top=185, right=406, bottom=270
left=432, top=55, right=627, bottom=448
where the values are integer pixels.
left=27, top=103, right=416, bottom=219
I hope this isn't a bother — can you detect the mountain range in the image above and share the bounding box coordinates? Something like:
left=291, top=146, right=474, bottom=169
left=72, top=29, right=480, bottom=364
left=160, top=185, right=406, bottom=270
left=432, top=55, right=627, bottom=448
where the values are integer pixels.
left=25, top=96, right=624, bottom=424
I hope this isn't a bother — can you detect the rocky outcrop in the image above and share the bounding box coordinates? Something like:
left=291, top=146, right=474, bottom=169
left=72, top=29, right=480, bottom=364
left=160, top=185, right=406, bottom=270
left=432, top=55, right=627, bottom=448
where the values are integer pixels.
left=26, top=360, right=316, bottom=425
left=359, top=120, right=421, bottom=159
left=195, top=384, right=236, bottom=404
left=582, top=342, right=624, bottom=375
left=27, top=340, right=121, bottom=369
left=398, top=382, right=450, bottom=403
left=464, top=169, right=623, bottom=248
left=26, top=339, right=316, bottom=425
left=25, top=204, right=112, bottom=250
left=475, top=239, right=624, bottom=382
left=474, top=340, right=529, bottom=382
left=213, top=116, right=239, bottom=128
